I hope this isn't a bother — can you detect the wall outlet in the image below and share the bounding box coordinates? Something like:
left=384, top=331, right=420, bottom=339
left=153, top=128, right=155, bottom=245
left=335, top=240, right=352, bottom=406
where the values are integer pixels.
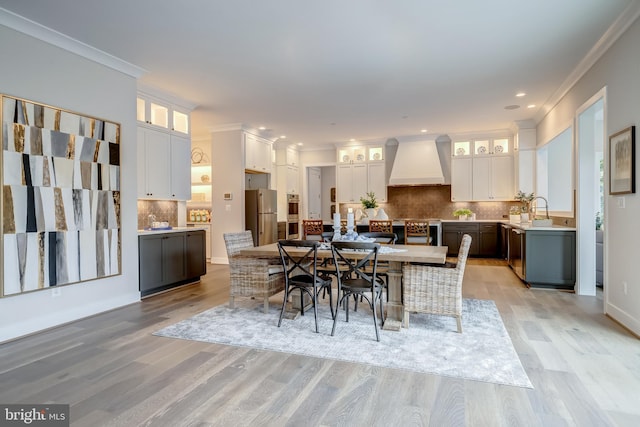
left=51, top=287, right=62, bottom=298
left=622, top=281, right=628, bottom=295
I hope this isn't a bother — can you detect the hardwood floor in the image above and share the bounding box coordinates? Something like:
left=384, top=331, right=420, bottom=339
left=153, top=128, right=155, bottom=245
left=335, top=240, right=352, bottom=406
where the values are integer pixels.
left=1, top=262, right=639, bottom=426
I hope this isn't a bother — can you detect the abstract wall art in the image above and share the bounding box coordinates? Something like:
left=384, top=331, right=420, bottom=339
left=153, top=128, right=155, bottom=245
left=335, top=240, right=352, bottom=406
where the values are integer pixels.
left=1, top=95, right=121, bottom=297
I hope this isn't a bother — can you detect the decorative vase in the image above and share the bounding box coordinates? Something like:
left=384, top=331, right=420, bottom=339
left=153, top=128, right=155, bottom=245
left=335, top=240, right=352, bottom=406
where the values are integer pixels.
left=365, top=208, right=376, bottom=219
left=458, top=215, right=468, bottom=221
left=375, top=208, right=388, bottom=220
left=520, top=213, right=529, bottom=222
left=509, top=214, right=521, bottom=223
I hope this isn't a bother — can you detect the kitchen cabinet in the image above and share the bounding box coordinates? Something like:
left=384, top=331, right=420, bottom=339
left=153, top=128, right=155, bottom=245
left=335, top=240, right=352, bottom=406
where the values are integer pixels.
left=451, top=157, right=473, bottom=201
left=276, top=146, right=299, bottom=167
left=500, top=223, right=511, bottom=260
left=478, top=223, right=499, bottom=257
left=137, top=127, right=191, bottom=200
left=139, top=230, right=206, bottom=297
left=450, top=137, right=514, bottom=202
left=245, top=133, right=272, bottom=173
left=337, top=163, right=368, bottom=203
left=442, top=222, right=480, bottom=256
left=472, top=155, right=514, bottom=201
left=276, top=164, right=299, bottom=195
left=137, top=93, right=190, bottom=135
left=336, top=144, right=387, bottom=203
left=188, top=223, right=211, bottom=261
left=186, top=230, right=207, bottom=277
left=367, top=162, right=387, bottom=202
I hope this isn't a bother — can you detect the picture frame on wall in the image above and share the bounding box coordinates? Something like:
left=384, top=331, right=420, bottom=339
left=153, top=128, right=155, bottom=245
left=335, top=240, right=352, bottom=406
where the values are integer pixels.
left=1, top=95, right=121, bottom=297
left=609, top=125, right=635, bottom=195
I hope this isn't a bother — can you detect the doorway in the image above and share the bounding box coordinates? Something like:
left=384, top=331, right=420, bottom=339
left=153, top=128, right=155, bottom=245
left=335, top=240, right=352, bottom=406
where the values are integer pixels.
left=307, top=167, right=322, bottom=219
left=576, top=88, right=606, bottom=297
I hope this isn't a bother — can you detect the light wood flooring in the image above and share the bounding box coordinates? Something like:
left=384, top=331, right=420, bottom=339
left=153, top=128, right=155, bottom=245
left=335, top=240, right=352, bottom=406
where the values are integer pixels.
left=1, top=261, right=639, bottom=426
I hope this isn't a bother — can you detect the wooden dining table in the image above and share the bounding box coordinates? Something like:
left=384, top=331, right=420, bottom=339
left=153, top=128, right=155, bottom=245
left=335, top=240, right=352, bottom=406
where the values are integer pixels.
left=240, top=243, right=448, bottom=331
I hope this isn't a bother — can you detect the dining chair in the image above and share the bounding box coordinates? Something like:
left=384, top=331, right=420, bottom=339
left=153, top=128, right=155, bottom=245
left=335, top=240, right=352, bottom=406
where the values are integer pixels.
left=330, top=241, right=384, bottom=341
left=357, top=231, right=396, bottom=300
left=402, top=234, right=472, bottom=332
left=223, top=231, right=285, bottom=314
left=404, top=219, right=431, bottom=245
left=369, top=220, right=393, bottom=233
left=302, top=219, right=324, bottom=241
left=277, top=239, right=334, bottom=333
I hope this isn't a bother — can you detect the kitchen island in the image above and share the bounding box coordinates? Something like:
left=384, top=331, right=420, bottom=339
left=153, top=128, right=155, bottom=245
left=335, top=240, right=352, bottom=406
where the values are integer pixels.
left=138, top=227, right=208, bottom=297
left=502, top=222, right=576, bottom=290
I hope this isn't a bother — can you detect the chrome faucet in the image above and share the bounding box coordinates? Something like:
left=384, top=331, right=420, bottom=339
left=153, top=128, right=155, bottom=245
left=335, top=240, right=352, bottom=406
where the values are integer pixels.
left=531, top=196, right=549, bottom=219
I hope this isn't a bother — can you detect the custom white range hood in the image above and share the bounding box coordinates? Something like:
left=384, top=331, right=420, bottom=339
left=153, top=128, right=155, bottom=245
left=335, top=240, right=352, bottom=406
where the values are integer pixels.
left=388, top=140, right=445, bottom=186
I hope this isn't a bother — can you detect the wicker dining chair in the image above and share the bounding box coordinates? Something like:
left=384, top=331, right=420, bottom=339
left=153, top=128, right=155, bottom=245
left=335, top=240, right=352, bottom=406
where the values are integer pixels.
left=402, top=234, right=472, bottom=332
left=223, top=231, right=285, bottom=314
left=369, top=220, right=393, bottom=233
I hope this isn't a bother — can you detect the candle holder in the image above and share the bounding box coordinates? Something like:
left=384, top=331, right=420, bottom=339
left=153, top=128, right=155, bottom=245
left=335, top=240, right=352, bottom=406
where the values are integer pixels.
left=332, top=225, right=342, bottom=242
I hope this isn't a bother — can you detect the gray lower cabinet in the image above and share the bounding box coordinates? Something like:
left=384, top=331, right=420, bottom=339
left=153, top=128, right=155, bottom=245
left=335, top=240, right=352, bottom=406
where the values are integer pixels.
left=524, top=230, right=576, bottom=289
left=139, top=230, right=206, bottom=297
left=442, top=222, right=481, bottom=256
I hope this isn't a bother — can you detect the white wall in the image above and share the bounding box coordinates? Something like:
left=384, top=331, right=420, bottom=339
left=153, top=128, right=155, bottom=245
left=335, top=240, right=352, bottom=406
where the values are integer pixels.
left=537, top=17, right=640, bottom=335
left=210, top=130, right=245, bottom=263
left=0, top=25, right=139, bottom=342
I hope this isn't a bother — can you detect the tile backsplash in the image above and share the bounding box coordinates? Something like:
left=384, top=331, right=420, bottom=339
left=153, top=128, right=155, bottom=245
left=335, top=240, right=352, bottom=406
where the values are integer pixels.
left=341, top=185, right=517, bottom=220
left=137, top=200, right=178, bottom=229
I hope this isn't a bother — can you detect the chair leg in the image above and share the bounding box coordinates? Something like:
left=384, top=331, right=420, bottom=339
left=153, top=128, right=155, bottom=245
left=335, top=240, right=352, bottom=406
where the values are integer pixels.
left=403, top=310, right=410, bottom=328
left=264, top=297, right=269, bottom=314
left=456, top=316, right=462, bottom=333
left=229, top=296, right=235, bottom=309
left=278, top=287, right=289, bottom=327
left=313, top=287, right=319, bottom=333
left=371, top=291, right=380, bottom=342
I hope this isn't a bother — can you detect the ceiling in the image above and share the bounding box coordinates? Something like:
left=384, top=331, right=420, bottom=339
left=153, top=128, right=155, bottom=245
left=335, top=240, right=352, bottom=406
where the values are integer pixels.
left=0, top=0, right=634, bottom=147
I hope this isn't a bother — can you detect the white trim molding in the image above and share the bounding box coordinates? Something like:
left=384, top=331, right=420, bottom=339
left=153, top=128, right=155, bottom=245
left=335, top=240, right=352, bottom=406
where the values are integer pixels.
left=0, top=7, right=146, bottom=78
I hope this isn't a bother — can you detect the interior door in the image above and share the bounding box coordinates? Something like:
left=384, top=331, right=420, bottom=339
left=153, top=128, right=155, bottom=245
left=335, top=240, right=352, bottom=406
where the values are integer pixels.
left=308, top=167, right=322, bottom=219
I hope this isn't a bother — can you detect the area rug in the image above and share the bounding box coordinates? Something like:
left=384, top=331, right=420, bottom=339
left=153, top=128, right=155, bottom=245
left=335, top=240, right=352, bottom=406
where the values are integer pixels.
left=153, top=298, right=532, bottom=388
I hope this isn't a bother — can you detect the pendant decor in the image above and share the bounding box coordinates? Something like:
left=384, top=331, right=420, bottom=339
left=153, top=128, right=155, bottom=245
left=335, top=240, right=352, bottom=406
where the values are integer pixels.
left=1, top=95, right=121, bottom=297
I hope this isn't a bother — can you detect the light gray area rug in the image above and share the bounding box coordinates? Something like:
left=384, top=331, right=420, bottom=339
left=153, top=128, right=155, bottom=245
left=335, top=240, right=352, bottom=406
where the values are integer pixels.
left=154, top=298, right=532, bottom=388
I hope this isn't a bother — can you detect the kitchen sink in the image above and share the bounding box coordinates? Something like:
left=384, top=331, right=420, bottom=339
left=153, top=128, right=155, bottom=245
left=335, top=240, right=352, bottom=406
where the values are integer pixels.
left=531, top=218, right=553, bottom=227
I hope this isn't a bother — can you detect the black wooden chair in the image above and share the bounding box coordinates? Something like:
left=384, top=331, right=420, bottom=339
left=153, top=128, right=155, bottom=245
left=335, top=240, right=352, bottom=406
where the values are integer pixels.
left=330, top=241, right=384, bottom=341
left=277, top=239, right=334, bottom=333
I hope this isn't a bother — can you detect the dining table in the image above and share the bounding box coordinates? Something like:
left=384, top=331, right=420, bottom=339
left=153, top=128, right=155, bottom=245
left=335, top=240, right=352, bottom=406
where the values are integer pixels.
left=240, top=242, right=448, bottom=331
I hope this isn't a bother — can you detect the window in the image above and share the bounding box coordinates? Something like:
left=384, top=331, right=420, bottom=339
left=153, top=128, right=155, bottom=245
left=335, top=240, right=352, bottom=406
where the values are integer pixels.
left=536, top=127, right=573, bottom=216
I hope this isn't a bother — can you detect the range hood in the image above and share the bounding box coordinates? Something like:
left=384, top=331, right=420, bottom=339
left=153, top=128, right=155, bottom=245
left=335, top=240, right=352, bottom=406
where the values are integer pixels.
left=388, top=140, right=445, bottom=186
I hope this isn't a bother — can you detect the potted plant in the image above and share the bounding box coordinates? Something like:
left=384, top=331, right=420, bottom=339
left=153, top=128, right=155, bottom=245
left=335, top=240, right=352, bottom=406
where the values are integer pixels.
left=360, top=191, right=378, bottom=219
left=453, top=208, right=473, bottom=220
left=514, top=191, right=535, bottom=222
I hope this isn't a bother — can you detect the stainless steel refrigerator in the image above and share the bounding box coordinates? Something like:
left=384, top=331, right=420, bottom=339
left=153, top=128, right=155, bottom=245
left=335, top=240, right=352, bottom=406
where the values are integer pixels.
left=245, top=189, right=278, bottom=246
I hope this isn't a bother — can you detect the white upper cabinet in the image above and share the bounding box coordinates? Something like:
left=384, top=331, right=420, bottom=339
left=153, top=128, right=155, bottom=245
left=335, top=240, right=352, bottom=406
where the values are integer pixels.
left=137, top=90, right=194, bottom=200
left=336, top=144, right=387, bottom=203
left=244, top=133, right=272, bottom=173
left=451, top=136, right=514, bottom=201
left=137, top=92, right=190, bottom=136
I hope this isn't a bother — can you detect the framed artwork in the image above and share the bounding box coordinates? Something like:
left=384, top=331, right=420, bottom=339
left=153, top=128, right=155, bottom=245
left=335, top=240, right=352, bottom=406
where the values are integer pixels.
left=609, top=125, right=635, bottom=195
left=1, top=95, right=121, bottom=297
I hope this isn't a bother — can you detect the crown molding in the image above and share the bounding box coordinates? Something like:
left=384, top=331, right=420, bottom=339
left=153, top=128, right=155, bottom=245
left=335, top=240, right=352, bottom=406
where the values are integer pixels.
left=534, top=1, right=640, bottom=124
left=137, top=83, right=198, bottom=111
left=0, top=7, right=146, bottom=78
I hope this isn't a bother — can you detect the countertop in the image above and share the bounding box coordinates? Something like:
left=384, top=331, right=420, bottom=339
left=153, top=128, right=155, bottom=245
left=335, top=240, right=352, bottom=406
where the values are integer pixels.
left=138, top=226, right=209, bottom=235
left=317, top=218, right=575, bottom=231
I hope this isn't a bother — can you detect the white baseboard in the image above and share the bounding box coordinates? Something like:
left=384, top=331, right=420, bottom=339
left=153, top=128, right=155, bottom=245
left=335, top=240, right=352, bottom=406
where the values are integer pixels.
left=606, top=302, right=640, bottom=337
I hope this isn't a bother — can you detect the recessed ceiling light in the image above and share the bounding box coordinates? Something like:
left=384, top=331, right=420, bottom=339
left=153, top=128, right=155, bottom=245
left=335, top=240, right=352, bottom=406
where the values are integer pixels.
left=504, top=105, right=520, bottom=110
left=350, top=138, right=356, bottom=142
left=527, top=104, right=536, bottom=109
left=279, top=135, right=287, bottom=139
left=258, top=126, right=266, bottom=130
left=420, top=129, right=428, bottom=133
left=516, top=92, right=526, bottom=97
left=297, top=142, right=303, bottom=146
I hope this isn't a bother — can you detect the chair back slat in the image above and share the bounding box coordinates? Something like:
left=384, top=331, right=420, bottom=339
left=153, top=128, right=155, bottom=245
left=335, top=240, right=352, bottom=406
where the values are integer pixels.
left=331, top=241, right=380, bottom=283
left=369, top=220, right=393, bottom=233
left=404, top=219, right=431, bottom=245
left=302, top=219, right=324, bottom=240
